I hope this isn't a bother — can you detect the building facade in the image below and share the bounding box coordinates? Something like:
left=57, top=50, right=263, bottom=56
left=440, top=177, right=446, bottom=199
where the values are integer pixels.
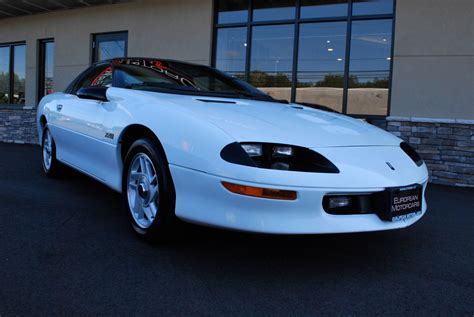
left=0, top=0, right=472, bottom=186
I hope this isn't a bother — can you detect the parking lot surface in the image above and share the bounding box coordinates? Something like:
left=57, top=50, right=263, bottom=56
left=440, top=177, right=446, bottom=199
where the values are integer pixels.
left=0, top=143, right=473, bottom=315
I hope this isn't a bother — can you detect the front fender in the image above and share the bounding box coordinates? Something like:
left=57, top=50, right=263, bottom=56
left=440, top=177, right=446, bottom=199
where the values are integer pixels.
left=36, top=93, right=62, bottom=145
left=109, top=88, right=237, bottom=174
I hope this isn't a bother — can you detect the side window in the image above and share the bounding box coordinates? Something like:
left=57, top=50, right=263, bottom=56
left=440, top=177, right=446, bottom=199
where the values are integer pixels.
left=72, top=64, right=112, bottom=94
left=90, top=66, right=113, bottom=87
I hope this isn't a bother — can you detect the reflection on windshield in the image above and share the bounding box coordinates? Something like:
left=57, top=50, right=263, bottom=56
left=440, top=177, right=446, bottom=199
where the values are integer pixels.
left=112, top=58, right=279, bottom=102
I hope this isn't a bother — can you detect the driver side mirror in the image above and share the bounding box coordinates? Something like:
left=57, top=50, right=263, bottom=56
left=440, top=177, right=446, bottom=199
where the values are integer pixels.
left=77, top=86, right=108, bottom=102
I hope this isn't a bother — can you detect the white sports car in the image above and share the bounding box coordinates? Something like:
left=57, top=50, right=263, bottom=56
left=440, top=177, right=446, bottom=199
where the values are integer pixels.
left=37, top=58, right=428, bottom=240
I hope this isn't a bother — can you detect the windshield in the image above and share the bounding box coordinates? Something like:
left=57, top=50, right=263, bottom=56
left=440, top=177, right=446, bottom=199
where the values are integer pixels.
left=112, top=59, right=277, bottom=102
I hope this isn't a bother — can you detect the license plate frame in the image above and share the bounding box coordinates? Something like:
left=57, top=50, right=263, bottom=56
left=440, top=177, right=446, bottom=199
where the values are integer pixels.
left=378, top=184, right=423, bottom=222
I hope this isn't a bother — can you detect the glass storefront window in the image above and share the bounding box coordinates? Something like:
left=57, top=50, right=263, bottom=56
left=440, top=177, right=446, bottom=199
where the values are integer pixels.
left=215, top=27, right=247, bottom=79
left=352, top=0, right=393, bottom=16
left=39, top=40, right=55, bottom=100
left=300, top=0, right=348, bottom=19
left=253, top=0, right=296, bottom=21
left=296, top=22, right=347, bottom=112
left=0, top=47, right=10, bottom=104
left=347, top=19, right=392, bottom=115
left=217, top=0, right=248, bottom=24
left=0, top=43, right=26, bottom=105
left=250, top=25, right=294, bottom=102
left=213, top=0, right=395, bottom=117
left=13, top=45, right=26, bottom=104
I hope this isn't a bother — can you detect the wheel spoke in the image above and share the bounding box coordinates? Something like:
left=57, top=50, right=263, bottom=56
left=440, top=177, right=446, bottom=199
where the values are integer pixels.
left=129, top=181, right=137, bottom=190
left=143, top=206, right=154, bottom=221
left=129, top=172, right=142, bottom=182
left=149, top=203, right=158, bottom=218
left=144, top=161, right=152, bottom=179
left=133, top=191, right=142, bottom=211
left=139, top=157, right=146, bottom=174
left=149, top=185, right=159, bottom=202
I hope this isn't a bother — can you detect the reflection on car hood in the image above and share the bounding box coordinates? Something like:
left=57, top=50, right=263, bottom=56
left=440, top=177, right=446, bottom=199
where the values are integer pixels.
left=147, top=92, right=401, bottom=148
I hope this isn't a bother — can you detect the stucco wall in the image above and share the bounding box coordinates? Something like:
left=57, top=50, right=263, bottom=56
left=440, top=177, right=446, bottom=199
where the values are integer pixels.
left=390, top=0, right=474, bottom=120
left=0, top=0, right=213, bottom=109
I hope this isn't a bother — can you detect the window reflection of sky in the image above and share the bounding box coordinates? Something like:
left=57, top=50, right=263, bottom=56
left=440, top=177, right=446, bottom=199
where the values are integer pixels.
left=301, top=1, right=348, bottom=19
left=98, top=40, right=126, bottom=61
left=216, top=27, right=247, bottom=74
left=251, top=25, right=294, bottom=72
left=353, top=0, right=393, bottom=15
left=14, top=45, right=26, bottom=80
left=253, top=0, right=296, bottom=21
left=214, top=0, right=394, bottom=115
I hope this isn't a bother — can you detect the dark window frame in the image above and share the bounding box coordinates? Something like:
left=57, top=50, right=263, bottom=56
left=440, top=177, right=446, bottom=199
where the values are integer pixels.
left=91, top=31, right=128, bottom=64
left=37, top=38, right=54, bottom=103
left=66, top=62, right=112, bottom=95
left=212, top=0, right=396, bottom=118
left=0, top=41, right=26, bottom=108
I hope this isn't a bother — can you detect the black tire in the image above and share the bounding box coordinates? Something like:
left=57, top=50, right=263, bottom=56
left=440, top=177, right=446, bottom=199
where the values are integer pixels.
left=41, top=126, right=62, bottom=178
left=122, top=138, right=178, bottom=242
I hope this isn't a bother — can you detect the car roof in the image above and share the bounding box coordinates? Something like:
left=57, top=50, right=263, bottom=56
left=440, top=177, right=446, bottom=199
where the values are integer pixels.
left=94, top=57, right=204, bottom=67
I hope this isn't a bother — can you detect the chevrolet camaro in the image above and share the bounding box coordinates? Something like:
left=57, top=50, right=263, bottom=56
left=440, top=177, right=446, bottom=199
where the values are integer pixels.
left=37, top=58, right=428, bottom=240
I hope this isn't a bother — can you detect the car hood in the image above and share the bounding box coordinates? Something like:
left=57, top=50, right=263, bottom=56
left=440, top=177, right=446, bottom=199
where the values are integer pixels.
left=147, top=93, right=401, bottom=148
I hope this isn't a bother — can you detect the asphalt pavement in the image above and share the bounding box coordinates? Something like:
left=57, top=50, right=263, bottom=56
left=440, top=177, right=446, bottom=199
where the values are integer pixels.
left=0, top=143, right=473, bottom=315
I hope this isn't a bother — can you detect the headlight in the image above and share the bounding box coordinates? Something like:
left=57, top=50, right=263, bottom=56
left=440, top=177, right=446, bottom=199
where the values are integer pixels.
left=400, top=142, right=423, bottom=166
left=221, top=142, right=339, bottom=173
left=273, top=146, right=294, bottom=157
left=241, top=143, right=263, bottom=157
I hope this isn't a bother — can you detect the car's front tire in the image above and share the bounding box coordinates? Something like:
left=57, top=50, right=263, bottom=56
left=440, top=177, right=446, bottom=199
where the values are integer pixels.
left=41, top=126, right=61, bottom=177
left=123, top=138, right=177, bottom=242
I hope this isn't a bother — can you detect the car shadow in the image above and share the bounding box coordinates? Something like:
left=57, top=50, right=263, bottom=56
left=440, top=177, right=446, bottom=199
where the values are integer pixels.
left=62, top=164, right=418, bottom=272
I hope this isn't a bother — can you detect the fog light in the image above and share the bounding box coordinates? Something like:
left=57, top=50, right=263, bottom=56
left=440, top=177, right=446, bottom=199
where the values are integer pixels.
left=222, top=182, right=297, bottom=200
left=328, top=196, right=352, bottom=209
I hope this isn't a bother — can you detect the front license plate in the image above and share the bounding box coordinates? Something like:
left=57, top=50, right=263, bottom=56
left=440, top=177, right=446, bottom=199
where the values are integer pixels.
left=388, top=185, right=423, bottom=222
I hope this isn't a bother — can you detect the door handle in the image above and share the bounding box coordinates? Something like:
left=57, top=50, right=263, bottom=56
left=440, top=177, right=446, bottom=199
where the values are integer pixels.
left=56, top=104, right=63, bottom=112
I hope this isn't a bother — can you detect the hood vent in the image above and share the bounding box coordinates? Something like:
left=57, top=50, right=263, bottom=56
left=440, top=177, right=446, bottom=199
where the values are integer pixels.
left=196, top=99, right=236, bottom=104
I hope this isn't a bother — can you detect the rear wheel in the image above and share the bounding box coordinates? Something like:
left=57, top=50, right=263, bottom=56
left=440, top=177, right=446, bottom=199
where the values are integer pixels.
left=123, top=138, right=177, bottom=242
left=41, top=127, right=61, bottom=177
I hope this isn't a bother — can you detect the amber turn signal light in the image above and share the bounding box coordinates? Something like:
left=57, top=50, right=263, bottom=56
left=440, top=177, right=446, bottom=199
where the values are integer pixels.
left=222, top=182, right=297, bottom=200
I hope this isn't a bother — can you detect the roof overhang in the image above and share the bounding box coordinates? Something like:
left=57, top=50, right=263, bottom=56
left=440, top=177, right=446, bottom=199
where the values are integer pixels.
left=0, top=0, right=132, bottom=19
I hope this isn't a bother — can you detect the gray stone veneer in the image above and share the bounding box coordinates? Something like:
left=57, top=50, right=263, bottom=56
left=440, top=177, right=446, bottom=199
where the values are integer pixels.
left=383, top=117, right=474, bottom=187
left=1, top=109, right=473, bottom=187
left=0, top=108, right=38, bottom=144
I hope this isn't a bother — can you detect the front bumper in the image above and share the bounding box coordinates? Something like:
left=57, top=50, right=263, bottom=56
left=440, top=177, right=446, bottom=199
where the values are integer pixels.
left=169, top=164, right=428, bottom=234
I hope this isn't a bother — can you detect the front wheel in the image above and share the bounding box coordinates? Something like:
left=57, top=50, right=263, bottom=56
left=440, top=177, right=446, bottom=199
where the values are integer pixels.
left=123, top=138, right=177, bottom=242
left=41, top=127, right=61, bottom=177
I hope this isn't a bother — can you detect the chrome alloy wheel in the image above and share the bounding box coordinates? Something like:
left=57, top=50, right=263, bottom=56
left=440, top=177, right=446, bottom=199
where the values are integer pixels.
left=43, top=129, right=53, bottom=171
left=127, top=153, right=160, bottom=229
